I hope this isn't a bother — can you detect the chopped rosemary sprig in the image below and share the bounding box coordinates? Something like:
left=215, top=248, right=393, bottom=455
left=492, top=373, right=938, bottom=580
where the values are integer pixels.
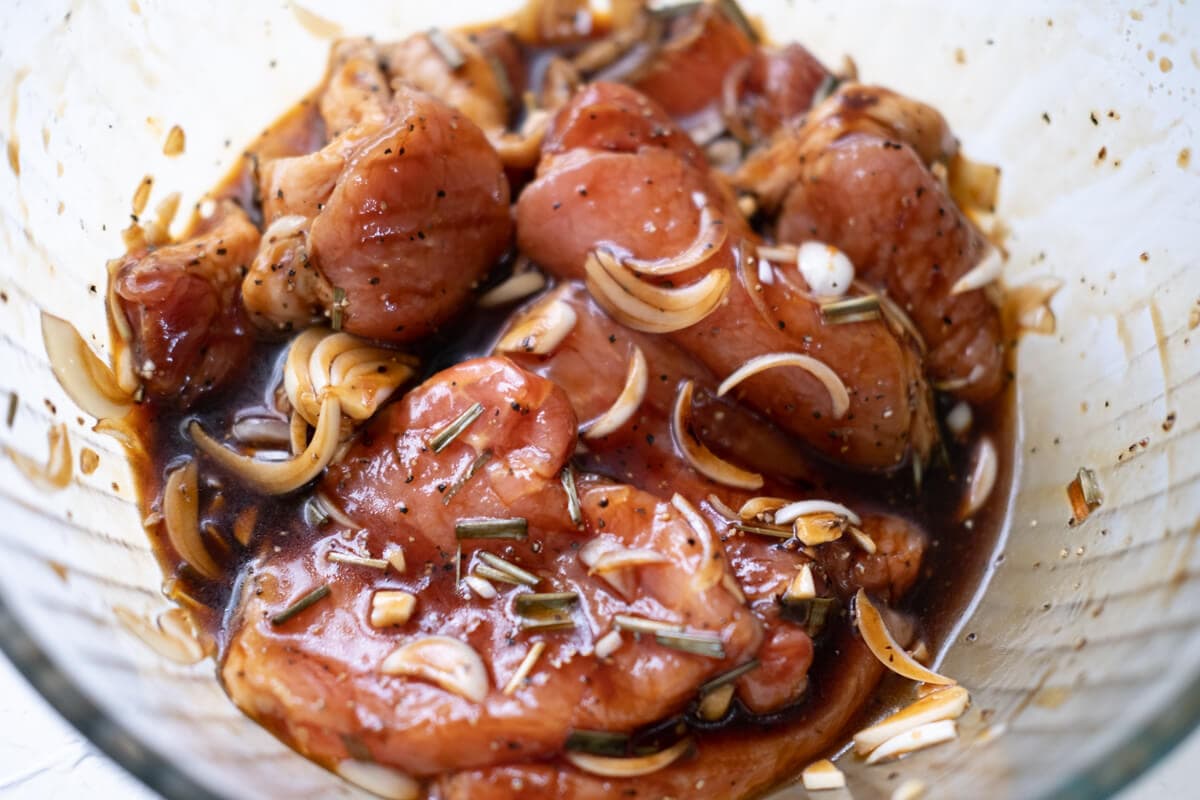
left=473, top=563, right=527, bottom=586
left=431, top=402, right=485, bottom=453
left=427, top=27, right=465, bottom=70
left=561, top=465, right=583, bottom=527
left=565, top=729, right=630, bottom=757
left=514, top=592, right=579, bottom=615
left=327, top=551, right=389, bottom=570
left=330, top=286, right=347, bottom=331
left=614, top=614, right=683, bottom=635
left=444, top=449, right=493, bottom=505
left=780, top=595, right=838, bottom=637
left=520, top=612, right=575, bottom=632
left=731, top=522, right=793, bottom=539
left=697, top=659, right=760, bottom=696
left=303, top=496, right=329, bottom=527
left=455, top=516, right=528, bottom=541
left=270, top=584, right=330, bottom=626
left=5, top=392, right=16, bottom=427
left=820, top=294, right=881, bottom=324
left=476, top=551, right=539, bottom=586
left=655, top=630, right=726, bottom=659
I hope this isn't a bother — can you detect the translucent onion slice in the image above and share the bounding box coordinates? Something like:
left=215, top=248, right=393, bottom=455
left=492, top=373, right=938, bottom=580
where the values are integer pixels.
left=578, top=538, right=634, bottom=598
left=189, top=395, right=342, bottom=495
left=775, top=499, right=861, bottom=527
left=716, top=353, right=849, bottom=420
left=284, top=328, right=412, bottom=427
left=865, top=719, right=958, bottom=765
left=336, top=760, right=420, bottom=800
left=113, top=606, right=206, bottom=665
left=478, top=270, right=547, bottom=308
left=565, top=737, right=692, bottom=778
left=380, top=635, right=489, bottom=703
left=496, top=295, right=578, bottom=355
left=589, top=547, right=670, bottom=574
left=41, top=313, right=132, bottom=420
left=582, top=344, right=647, bottom=439
left=672, top=380, right=764, bottom=490
left=854, top=589, right=955, bottom=686
left=671, top=493, right=722, bottom=591
left=876, top=291, right=928, bottom=355
left=959, top=435, right=997, bottom=520
left=853, top=685, right=970, bottom=755
left=584, top=249, right=730, bottom=333
left=162, top=461, right=221, bottom=580
left=623, top=205, right=728, bottom=276
left=950, top=249, right=1003, bottom=296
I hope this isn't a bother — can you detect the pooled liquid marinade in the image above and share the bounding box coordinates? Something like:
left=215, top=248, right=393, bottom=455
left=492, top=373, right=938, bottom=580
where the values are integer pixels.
left=113, top=3, right=1013, bottom=798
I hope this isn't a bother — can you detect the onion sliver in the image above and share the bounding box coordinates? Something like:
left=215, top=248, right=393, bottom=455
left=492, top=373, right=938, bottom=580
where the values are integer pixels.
left=565, top=737, right=691, bottom=778
left=584, top=249, right=730, bottom=334
left=775, top=499, right=861, bottom=527
left=336, top=760, right=419, bottom=800
left=478, top=270, right=547, bottom=308
left=716, top=352, right=849, bottom=420
left=190, top=396, right=342, bottom=494
left=672, top=381, right=763, bottom=490
left=950, top=249, right=1003, bottom=296
left=582, top=344, right=647, bottom=439
left=41, top=313, right=132, bottom=420
left=381, top=635, right=489, bottom=703
left=623, top=205, right=728, bottom=276
left=589, top=547, right=670, bottom=574
left=671, top=493, right=722, bottom=591
left=853, top=686, right=969, bottom=755
left=959, top=435, right=997, bottom=520
left=854, top=589, right=955, bottom=686
left=162, top=461, right=221, bottom=580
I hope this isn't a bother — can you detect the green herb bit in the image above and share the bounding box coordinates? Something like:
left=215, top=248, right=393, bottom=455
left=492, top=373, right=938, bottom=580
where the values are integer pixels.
left=5, top=392, right=16, bottom=427
left=820, top=294, right=881, bottom=324
left=326, top=551, right=388, bottom=570
left=565, top=729, right=630, bottom=757
left=443, top=449, right=493, bottom=505
left=520, top=612, right=576, bottom=632
left=780, top=595, right=838, bottom=637
left=561, top=466, right=583, bottom=526
left=431, top=402, right=484, bottom=453
left=697, top=659, right=761, bottom=696
left=476, top=551, right=539, bottom=586
left=614, top=614, right=683, bottom=635
left=427, top=28, right=466, bottom=70
left=270, top=584, right=331, bottom=626
left=514, top=592, right=579, bottom=615
left=731, top=522, right=793, bottom=539
left=455, top=516, right=528, bottom=541
left=473, top=563, right=526, bottom=586
left=655, top=630, right=726, bottom=659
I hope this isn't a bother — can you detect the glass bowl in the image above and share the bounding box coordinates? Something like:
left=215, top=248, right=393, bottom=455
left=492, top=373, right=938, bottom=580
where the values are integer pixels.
left=0, top=1, right=1196, bottom=797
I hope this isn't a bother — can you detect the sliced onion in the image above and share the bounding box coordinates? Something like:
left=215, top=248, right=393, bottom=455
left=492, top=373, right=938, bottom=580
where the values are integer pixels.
left=623, top=205, right=728, bottom=276
left=854, top=589, right=955, bottom=686
left=565, top=737, right=692, bottom=778
left=958, top=435, right=997, bottom=520
left=717, top=353, right=849, bottom=420
left=865, top=719, right=958, bottom=765
left=589, top=547, right=670, bottom=574
left=704, top=493, right=739, bottom=520
left=775, top=499, right=861, bottom=527
left=490, top=110, right=550, bottom=170
left=289, top=411, right=308, bottom=456
left=162, top=461, right=221, bottom=580
left=478, top=270, right=547, bottom=308
left=672, top=380, right=763, bottom=490
left=93, top=416, right=141, bottom=452
left=230, top=416, right=292, bottom=447
left=113, top=606, right=206, bottom=665
left=285, top=328, right=412, bottom=427
left=853, top=685, right=969, bottom=755
left=381, top=635, right=489, bottom=703
left=336, top=761, right=419, bottom=800
left=950, top=249, right=1003, bottom=296
left=189, top=395, right=342, bottom=494
left=579, top=538, right=634, bottom=598
left=876, top=291, right=928, bottom=355
left=584, top=249, right=730, bottom=334
left=671, top=493, right=722, bottom=591
left=497, top=295, right=578, bottom=355
left=582, top=344, right=647, bottom=439
left=41, top=313, right=132, bottom=420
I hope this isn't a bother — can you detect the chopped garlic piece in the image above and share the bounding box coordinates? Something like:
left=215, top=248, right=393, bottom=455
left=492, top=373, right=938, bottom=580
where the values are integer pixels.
left=370, top=591, right=417, bottom=627
left=801, top=759, right=846, bottom=790
left=385, top=544, right=407, bottom=574
left=595, top=629, right=623, bottom=659
left=785, top=564, right=816, bottom=601
left=797, top=241, right=854, bottom=298
left=465, top=574, right=497, bottom=599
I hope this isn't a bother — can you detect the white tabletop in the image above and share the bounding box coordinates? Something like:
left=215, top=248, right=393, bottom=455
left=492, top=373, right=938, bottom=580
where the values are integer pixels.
left=0, top=651, right=1190, bottom=799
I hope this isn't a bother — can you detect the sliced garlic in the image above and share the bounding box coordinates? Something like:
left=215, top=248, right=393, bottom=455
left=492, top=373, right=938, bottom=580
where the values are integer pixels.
left=381, top=636, right=489, bottom=703
left=865, top=719, right=957, bottom=764
left=370, top=591, right=417, bottom=628
left=853, top=686, right=970, bottom=755
left=801, top=759, right=846, bottom=790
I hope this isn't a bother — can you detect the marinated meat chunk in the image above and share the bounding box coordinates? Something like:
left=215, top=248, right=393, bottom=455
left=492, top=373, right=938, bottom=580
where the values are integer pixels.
left=243, top=85, right=512, bottom=341
left=736, top=85, right=1005, bottom=401
left=223, top=358, right=765, bottom=779
left=516, top=87, right=936, bottom=470
left=112, top=201, right=259, bottom=406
